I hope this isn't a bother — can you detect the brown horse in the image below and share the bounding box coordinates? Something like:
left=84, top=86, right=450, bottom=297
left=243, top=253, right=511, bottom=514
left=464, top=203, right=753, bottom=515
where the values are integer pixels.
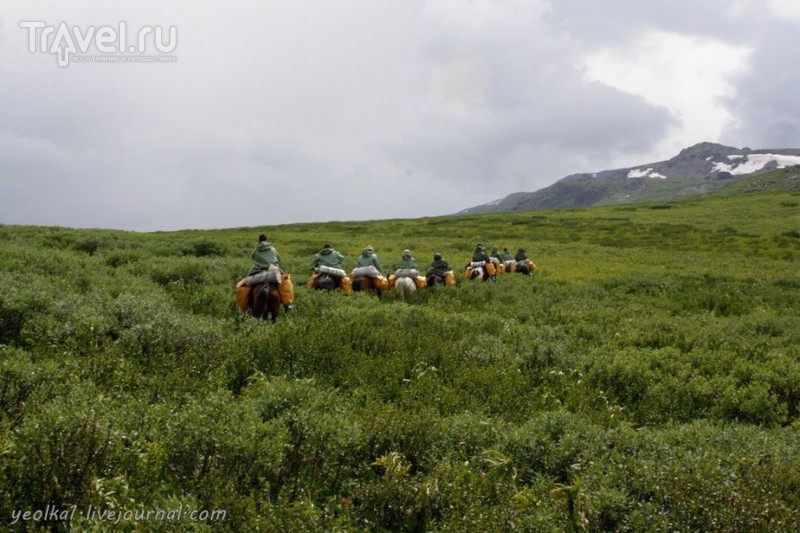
left=250, top=282, right=281, bottom=322
left=313, top=273, right=340, bottom=291
left=352, top=275, right=381, bottom=297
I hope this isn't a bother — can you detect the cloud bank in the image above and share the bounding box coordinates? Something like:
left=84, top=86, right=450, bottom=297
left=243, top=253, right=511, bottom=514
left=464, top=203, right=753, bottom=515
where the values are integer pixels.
left=1, top=0, right=797, bottom=230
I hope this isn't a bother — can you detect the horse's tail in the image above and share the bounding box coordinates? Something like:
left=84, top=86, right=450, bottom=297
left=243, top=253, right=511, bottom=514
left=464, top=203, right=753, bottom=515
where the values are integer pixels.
left=251, top=282, right=281, bottom=322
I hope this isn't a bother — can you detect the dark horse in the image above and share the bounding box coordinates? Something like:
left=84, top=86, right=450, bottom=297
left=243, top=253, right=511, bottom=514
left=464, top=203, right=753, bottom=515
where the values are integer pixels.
left=313, top=273, right=341, bottom=291
left=250, top=282, right=281, bottom=322
left=351, top=275, right=381, bottom=297
left=515, top=263, right=532, bottom=276
left=426, top=273, right=447, bottom=287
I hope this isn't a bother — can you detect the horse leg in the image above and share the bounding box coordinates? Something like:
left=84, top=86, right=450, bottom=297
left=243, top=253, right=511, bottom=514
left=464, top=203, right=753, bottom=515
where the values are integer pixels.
left=373, top=278, right=382, bottom=298
left=250, top=283, right=266, bottom=319
left=267, top=284, right=281, bottom=322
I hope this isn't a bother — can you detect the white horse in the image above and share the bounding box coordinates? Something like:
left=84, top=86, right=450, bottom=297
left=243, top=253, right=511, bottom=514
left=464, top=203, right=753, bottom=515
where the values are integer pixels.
left=394, top=276, right=417, bottom=300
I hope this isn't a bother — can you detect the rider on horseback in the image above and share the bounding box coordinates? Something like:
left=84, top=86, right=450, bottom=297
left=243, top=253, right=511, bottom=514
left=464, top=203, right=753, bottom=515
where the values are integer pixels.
left=426, top=252, right=455, bottom=287
left=513, top=247, right=537, bottom=275
left=472, top=244, right=490, bottom=263
left=351, top=245, right=388, bottom=292
left=237, top=234, right=295, bottom=312
left=308, top=243, right=352, bottom=294
left=356, top=245, right=382, bottom=270
left=250, top=234, right=282, bottom=274
left=312, top=243, right=345, bottom=270
left=466, top=244, right=497, bottom=281
left=397, top=249, right=417, bottom=270
left=390, top=249, right=426, bottom=289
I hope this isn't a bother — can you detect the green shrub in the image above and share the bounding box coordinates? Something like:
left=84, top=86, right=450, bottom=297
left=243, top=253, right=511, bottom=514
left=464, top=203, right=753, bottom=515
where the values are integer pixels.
left=2, top=192, right=800, bottom=530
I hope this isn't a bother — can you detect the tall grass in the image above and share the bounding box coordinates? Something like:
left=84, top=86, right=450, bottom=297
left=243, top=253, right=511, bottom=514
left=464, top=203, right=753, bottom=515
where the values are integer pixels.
left=1, top=187, right=799, bottom=530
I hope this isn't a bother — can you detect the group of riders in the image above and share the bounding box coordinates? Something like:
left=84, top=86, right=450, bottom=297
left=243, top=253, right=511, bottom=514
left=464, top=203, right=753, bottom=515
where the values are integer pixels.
left=236, top=234, right=537, bottom=313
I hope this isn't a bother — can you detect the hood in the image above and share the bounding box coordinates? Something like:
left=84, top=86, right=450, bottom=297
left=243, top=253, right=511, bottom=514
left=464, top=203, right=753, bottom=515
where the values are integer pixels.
left=256, top=241, right=273, bottom=251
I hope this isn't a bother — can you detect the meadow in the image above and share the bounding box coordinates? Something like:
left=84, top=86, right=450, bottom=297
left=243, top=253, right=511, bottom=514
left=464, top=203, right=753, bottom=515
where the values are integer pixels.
left=1, top=176, right=799, bottom=531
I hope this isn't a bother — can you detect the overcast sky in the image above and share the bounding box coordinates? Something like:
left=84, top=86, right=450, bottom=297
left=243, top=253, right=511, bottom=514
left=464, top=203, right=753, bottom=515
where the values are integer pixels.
left=2, top=1, right=799, bottom=231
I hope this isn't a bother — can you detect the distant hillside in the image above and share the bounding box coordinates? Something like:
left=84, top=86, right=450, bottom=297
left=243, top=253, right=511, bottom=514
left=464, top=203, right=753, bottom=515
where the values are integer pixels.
left=457, top=142, right=800, bottom=215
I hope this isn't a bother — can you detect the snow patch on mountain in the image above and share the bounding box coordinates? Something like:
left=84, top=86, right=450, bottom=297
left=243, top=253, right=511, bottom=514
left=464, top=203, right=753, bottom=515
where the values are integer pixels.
left=628, top=168, right=667, bottom=179
left=712, top=154, right=800, bottom=175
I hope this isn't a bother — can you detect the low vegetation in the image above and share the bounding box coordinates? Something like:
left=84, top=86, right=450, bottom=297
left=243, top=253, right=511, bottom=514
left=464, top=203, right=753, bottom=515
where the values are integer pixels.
left=1, top=179, right=799, bottom=531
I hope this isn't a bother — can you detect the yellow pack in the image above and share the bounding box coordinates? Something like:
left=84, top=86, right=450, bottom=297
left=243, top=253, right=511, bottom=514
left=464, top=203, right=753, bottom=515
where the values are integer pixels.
left=445, top=271, right=456, bottom=286
left=340, top=276, right=352, bottom=295
left=236, top=285, right=251, bottom=310
left=375, top=275, right=389, bottom=291
left=279, top=274, right=295, bottom=305
left=414, top=276, right=427, bottom=289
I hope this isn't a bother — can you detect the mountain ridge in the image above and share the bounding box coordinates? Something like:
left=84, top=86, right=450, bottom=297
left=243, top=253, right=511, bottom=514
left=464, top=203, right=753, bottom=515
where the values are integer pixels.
left=456, top=142, right=800, bottom=215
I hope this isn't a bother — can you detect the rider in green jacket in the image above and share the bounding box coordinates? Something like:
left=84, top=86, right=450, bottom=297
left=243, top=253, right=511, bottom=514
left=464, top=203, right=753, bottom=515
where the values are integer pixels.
left=312, top=243, right=345, bottom=269
left=472, top=244, right=490, bottom=263
left=356, top=245, right=382, bottom=270
left=397, top=249, right=417, bottom=270
left=250, top=234, right=282, bottom=274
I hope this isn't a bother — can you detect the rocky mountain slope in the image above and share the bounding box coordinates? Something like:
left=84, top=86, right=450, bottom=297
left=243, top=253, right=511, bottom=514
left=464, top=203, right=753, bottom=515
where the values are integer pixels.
left=457, top=143, right=800, bottom=215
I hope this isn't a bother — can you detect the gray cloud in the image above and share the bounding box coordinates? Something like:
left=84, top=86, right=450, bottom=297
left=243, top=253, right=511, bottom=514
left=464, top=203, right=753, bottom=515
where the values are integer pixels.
left=725, top=19, right=800, bottom=147
left=0, top=1, right=798, bottom=230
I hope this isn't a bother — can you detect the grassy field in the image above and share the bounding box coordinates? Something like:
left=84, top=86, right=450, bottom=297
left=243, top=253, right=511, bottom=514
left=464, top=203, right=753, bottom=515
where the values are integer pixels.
left=1, top=175, right=799, bottom=531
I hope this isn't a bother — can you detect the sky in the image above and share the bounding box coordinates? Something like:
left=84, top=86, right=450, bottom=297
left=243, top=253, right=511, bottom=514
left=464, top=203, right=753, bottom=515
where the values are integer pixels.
left=1, top=0, right=799, bottom=231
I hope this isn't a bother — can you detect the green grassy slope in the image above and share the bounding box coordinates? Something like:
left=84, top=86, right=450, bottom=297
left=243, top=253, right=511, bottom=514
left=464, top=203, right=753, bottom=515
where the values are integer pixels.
left=1, top=183, right=799, bottom=530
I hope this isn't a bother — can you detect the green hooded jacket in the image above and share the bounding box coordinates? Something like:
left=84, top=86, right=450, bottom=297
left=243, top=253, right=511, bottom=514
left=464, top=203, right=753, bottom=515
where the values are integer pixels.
left=472, top=246, right=490, bottom=263
left=251, top=241, right=281, bottom=272
left=312, top=248, right=345, bottom=269
left=357, top=249, right=382, bottom=270
left=397, top=250, right=416, bottom=270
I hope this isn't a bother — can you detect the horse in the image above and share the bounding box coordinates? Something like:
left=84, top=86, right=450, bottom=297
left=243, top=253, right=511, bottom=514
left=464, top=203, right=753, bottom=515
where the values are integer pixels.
left=426, top=273, right=446, bottom=287
left=313, top=273, right=340, bottom=291
left=352, top=275, right=381, bottom=297
left=515, top=263, right=531, bottom=276
left=394, top=276, right=417, bottom=300
left=250, top=282, right=281, bottom=322
left=468, top=265, right=487, bottom=281
left=513, top=260, right=536, bottom=276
